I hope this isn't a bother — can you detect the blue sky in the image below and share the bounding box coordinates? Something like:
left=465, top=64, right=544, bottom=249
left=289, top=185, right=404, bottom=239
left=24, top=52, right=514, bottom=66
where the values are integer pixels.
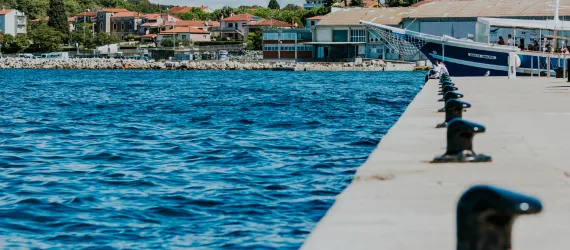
left=151, top=0, right=306, bottom=10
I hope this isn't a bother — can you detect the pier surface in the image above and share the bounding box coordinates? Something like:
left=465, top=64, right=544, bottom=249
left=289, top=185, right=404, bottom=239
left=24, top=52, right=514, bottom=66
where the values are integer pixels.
left=301, top=77, right=570, bottom=250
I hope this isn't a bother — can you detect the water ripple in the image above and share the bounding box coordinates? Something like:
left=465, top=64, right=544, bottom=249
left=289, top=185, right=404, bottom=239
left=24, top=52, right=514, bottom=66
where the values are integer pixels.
left=0, top=69, right=422, bottom=249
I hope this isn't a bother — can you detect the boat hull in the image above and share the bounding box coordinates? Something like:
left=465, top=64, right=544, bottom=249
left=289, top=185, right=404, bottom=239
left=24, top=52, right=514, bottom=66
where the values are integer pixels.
left=420, top=40, right=567, bottom=77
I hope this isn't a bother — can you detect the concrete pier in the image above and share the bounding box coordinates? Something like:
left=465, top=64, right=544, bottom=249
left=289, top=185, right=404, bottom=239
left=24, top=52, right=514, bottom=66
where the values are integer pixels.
left=301, top=77, right=570, bottom=250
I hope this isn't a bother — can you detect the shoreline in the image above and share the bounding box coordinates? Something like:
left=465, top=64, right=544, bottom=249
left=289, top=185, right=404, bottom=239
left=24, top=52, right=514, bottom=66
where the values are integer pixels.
left=0, top=58, right=428, bottom=72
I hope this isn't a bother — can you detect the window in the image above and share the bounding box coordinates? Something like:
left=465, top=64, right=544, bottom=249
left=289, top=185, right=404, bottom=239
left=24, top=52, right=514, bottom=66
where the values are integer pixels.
left=113, top=23, right=117, bottom=30
left=228, top=23, right=233, bottom=28
left=129, top=22, right=133, bottom=31
left=100, top=23, right=103, bottom=31
left=264, top=44, right=278, bottom=51
left=332, top=30, right=348, bottom=42
left=297, top=32, right=312, bottom=40
left=263, top=32, right=279, bottom=40
left=121, top=23, right=125, bottom=31
left=281, top=32, right=296, bottom=40
left=181, top=35, right=187, bottom=40
left=351, top=29, right=366, bottom=43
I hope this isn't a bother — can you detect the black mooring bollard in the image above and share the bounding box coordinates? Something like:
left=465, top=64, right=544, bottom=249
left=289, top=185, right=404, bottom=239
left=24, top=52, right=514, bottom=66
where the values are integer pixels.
left=432, top=118, right=492, bottom=163
left=457, top=185, right=542, bottom=250
left=440, top=80, right=455, bottom=87
left=439, top=91, right=463, bottom=102
left=436, top=99, right=471, bottom=128
left=439, top=85, right=458, bottom=95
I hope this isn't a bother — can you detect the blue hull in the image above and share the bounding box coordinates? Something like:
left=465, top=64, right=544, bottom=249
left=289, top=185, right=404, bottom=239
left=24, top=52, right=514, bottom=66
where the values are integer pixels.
left=418, top=40, right=566, bottom=77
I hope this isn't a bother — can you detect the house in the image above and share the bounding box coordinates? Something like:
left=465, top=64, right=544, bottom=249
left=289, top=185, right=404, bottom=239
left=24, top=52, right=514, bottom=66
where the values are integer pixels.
left=0, top=9, right=26, bottom=36
left=95, top=8, right=130, bottom=33
left=263, top=29, right=313, bottom=61
left=306, top=16, right=323, bottom=28
left=157, top=27, right=211, bottom=46
left=74, top=11, right=97, bottom=32
left=216, top=14, right=263, bottom=41
left=311, top=8, right=408, bottom=60
left=169, top=5, right=208, bottom=14
left=110, top=11, right=143, bottom=40
left=304, top=0, right=325, bottom=10
left=140, top=14, right=179, bottom=35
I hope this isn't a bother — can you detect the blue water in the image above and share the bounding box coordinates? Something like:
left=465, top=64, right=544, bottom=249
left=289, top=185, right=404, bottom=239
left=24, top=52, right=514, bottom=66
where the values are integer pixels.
left=0, top=69, right=422, bottom=249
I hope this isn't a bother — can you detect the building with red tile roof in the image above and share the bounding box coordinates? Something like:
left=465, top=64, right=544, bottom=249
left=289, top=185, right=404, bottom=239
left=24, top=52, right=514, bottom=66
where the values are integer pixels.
left=157, top=26, right=211, bottom=45
left=1, top=9, right=27, bottom=35
left=217, top=14, right=264, bottom=41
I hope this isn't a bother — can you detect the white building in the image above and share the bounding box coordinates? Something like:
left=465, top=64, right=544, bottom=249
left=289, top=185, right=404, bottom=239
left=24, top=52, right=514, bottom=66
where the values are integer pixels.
left=311, top=8, right=407, bottom=60
left=0, top=9, right=26, bottom=36
left=157, top=27, right=211, bottom=46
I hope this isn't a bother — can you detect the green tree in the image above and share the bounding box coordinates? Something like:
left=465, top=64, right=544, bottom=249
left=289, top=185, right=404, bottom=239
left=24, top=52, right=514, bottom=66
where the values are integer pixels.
left=180, top=39, right=192, bottom=47
left=349, top=0, right=363, bottom=6
left=17, top=0, right=49, bottom=20
left=71, top=22, right=96, bottom=49
left=283, top=4, right=301, bottom=11
left=30, top=23, right=62, bottom=51
left=94, top=32, right=120, bottom=46
left=125, top=34, right=140, bottom=41
left=247, top=29, right=263, bottom=50
left=47, top=0, right=69, bottom=40
left=268, top=0, right=280, bottom=10
left=160, top=38, right=175, bottom=47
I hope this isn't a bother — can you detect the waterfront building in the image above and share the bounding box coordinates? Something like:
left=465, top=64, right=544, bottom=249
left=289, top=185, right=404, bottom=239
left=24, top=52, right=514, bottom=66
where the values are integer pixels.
left=401, top=0, right=570, bottom=45
left=95, top=8, right=130, bottom=33
left=0, top=9, right=26, bottom=36
left=110, top=11, right=143, bottom=40
left=156, top=27, right=211, bottom=46
left=263, top=29, right=313, bottom=61
left=306, top=16, right=323, bottom=29
left=310, top=8, right=407, bottom=61
left=140, top=14, right=179, bottom=35
left=304, top=0, right=325, bottom=10
left=215, top=14, right=263, bottom=41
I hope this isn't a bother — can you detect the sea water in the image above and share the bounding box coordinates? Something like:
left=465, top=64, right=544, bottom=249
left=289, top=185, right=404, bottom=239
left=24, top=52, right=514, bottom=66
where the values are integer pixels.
left=0, top=69, right=423, bottom=249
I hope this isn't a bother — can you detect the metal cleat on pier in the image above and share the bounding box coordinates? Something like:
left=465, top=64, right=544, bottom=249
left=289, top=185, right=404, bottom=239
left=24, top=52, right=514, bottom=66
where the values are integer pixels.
left=439, top=85, right=458, bottom=95
left=456, top=185, right=542, bottom=250
left=432, top=118, right=492, bottom=163
left=436, top=99, right=471, bottom=128
left=438, top=91, right=463, bottom=102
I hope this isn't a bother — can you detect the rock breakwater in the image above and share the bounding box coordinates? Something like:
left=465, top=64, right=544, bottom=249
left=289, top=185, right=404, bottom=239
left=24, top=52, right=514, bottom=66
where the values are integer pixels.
left=0, top=58, right=421, bottom=71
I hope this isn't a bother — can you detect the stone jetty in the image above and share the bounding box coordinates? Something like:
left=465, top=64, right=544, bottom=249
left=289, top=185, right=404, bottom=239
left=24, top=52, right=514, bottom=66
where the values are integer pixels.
left=301, top=76, right=570, bottom=250
left=0, top=58, right=422, bottom=71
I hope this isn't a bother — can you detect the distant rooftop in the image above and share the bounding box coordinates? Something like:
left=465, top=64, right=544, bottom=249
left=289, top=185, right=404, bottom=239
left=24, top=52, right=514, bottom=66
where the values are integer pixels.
left=169, top=5, right=208, bottom=13
left=317, top=7, right=410, bottom=26
left=111, top=11, right=141, bottom=18
left=246, top=19, right=293, bottom=27
left=406, top=0, right=570, bottom=18
left=159, top=27, right=210, bottom=34
left=98, top=8, right=130, bottom=13
left=222, top=14, right=260, bottom=22
left=0, top=9, right=13, bottom=15
left=307, top=15, right=324, bottom=20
